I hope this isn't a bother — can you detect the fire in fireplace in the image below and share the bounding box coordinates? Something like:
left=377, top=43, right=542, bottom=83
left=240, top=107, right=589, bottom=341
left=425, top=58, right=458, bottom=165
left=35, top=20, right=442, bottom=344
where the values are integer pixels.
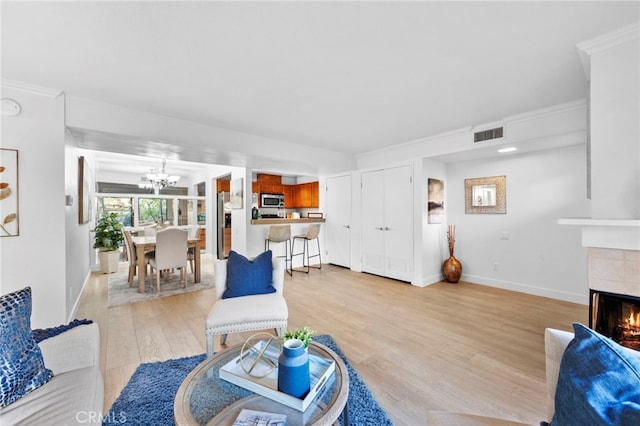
left=590, top=290, right=640, bottom=351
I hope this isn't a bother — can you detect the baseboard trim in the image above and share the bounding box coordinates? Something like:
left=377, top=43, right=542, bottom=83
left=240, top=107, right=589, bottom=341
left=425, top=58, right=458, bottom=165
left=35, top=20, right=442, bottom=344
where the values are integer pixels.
left=462, top=274, right=588, bottom=305
left=67, top=270, right=92, bottom=323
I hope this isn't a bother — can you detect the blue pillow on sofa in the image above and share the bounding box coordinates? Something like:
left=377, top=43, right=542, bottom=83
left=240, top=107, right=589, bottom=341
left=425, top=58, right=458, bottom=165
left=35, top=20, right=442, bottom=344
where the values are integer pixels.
left=551, top=323, right=640, bottom=425
left=222, top=250, right=276, bottom=299
left=0, top=287, right=53, bottom=408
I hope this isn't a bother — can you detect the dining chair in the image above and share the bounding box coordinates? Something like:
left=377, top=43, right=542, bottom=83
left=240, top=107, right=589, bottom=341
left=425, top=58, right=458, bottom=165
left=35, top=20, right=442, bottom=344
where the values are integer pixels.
left=122, top=229, right=150, bottom=287
left=147, top=228, right=188, bottom=292
left=187, top=226, right=200, bottom=274
left=143, top=225, right=157, bottom=237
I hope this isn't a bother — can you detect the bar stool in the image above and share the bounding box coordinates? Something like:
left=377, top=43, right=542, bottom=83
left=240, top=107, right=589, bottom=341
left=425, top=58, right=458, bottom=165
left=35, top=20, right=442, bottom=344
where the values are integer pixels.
left=291, top=224, right=322, bottom=273
left=264, top=225, right=292, bottom=276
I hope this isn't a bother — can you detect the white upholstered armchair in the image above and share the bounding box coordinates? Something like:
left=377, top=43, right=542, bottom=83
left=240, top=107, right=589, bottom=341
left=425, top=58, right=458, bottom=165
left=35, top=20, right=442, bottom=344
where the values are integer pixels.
left=205, top=256, right=288, bottom=356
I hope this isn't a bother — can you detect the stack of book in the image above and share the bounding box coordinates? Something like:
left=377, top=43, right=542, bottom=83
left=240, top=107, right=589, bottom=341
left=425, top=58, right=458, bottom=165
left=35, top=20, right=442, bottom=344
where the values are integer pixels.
left=232, top=408, right=287, bottom=426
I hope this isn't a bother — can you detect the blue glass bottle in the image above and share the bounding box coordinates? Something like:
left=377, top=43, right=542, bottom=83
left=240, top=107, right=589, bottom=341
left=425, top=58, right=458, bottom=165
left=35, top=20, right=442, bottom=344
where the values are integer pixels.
left=278, top=338, right=310, bottom=398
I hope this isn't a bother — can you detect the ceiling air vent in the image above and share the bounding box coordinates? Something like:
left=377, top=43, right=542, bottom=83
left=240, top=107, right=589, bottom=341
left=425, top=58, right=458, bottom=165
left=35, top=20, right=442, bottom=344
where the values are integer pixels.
left=474, top=127, right=504, bottom=143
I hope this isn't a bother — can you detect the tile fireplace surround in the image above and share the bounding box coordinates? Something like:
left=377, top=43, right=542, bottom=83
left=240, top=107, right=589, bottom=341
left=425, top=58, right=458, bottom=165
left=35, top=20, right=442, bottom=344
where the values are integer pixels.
left=560, top=218, right=640, bottom=300
left=589, top=247, right=640, bottom=298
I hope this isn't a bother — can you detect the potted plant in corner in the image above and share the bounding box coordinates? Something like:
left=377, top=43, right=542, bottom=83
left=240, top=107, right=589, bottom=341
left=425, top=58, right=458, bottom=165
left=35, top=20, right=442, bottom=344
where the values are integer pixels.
left=94, top=212, right=124, bottom=274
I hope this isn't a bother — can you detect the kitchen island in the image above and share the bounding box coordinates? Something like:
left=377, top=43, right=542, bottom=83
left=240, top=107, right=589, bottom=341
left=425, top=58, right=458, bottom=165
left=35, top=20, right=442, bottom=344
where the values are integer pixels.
left=250, top=218, right=325, bottom=225
left=249, top=218, right=326, bottom=269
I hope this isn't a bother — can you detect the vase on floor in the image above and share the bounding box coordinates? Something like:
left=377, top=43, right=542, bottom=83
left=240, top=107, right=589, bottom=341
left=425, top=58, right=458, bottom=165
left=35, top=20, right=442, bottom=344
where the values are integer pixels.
left=443, top=252, right=462, bottom=283
left=443, top=225, right=462, bottom=283
left=278, top=338, right=310, bottom=398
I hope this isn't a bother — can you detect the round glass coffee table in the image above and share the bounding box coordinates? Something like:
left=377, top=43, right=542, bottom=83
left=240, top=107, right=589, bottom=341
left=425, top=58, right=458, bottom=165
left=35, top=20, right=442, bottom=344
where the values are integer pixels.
left=174, top=341, right=349, bottom=426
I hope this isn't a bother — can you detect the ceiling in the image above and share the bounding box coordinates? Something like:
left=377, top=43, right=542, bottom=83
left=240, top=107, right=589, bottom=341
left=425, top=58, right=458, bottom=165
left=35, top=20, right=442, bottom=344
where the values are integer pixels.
left=2, top=1, right=639, bottom=175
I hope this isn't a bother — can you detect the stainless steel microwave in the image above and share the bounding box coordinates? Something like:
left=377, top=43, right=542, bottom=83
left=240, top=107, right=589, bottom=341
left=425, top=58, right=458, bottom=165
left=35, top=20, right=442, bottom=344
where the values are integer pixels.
left=261, top=193, right=284, bottom=207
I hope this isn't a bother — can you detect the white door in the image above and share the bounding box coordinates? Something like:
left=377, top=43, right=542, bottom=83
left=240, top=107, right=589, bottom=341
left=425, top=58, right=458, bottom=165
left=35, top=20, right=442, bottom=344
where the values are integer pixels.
left=361, top=169, right=385, bottom=276
left=361, top=166, right=413, bottom=282
left=326, top=175, right=352, bottom=268
left=383, top=165, right=413, bottom=282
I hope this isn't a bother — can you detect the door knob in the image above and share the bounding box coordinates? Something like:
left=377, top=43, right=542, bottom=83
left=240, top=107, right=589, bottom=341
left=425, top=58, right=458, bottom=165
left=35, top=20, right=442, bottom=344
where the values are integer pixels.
left=384, top=226, right=390, bottom=231
left=343, top=225, right=351, bottom=229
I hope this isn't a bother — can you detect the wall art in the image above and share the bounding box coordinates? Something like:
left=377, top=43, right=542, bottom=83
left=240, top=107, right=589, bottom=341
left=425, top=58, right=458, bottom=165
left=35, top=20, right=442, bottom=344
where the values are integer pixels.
left=0, top=148, right=19, bottom=237
left=78, top=156, right=93, bottom=224
left=427, top=178, right=444, bottom=224
left=464, top=175, right=506, bottom=214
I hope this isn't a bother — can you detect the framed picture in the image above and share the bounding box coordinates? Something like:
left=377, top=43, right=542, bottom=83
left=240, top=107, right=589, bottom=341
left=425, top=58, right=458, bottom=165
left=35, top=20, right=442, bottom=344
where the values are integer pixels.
left=78, top=156, right=93, bottom=224
left=0, top=148, right=19, bottom=237
left=465, top=175, right=506, bottom=214
left=230, top=178, right=244, bottom=209
left=427, top=178, right=444, bottom=224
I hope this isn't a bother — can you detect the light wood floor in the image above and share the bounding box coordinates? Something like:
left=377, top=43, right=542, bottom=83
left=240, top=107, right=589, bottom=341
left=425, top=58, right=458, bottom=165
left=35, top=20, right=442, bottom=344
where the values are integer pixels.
left=76, top=257, right=587, bottom=425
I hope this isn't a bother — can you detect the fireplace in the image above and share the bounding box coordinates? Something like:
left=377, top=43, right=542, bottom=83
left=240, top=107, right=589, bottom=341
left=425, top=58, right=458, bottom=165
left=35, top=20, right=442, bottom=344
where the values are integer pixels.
left=590, top=289, right=640, bottom=351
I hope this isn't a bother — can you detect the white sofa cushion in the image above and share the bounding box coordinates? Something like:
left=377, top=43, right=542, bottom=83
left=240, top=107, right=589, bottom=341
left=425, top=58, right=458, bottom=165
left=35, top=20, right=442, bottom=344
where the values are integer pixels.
left=38, top=323, right=101, bottom=375
left=0, top=366, right=104, bottom=425
left=544, top=328, right=574, bottom=421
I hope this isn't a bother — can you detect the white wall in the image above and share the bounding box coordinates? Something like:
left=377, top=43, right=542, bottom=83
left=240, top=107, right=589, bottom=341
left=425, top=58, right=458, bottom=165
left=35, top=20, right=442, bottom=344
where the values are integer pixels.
left=65, top=135, right=93, bottom=320
left=0, top=84, right=72, bottom=328
left=354, top=98, right=590, bottom=299
left=446, top=144, right=590, bottom=303
left=421, top=158, right=448, bottom=285
left=589, top=33, right=639, bottom=219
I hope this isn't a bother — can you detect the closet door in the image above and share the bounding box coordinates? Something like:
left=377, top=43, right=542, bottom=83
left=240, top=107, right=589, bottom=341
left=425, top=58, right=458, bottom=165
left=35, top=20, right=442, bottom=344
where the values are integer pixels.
left=326, top=175, right=352, bottom=268
left=361, top=166, right=413, bottom=282
left=361, top=169, right=385, bottom=276
left=383, top=165, right=413, bottom=282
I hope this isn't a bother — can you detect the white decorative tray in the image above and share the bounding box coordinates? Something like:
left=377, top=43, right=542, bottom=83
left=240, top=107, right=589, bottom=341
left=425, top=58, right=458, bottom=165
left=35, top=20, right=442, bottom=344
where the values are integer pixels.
left=219, top=340, right=335, bottom=412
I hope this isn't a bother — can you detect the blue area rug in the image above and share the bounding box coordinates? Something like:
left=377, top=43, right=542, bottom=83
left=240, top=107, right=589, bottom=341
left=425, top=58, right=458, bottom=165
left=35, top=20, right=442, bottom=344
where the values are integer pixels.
left=103, top=334, right=393, bottom=425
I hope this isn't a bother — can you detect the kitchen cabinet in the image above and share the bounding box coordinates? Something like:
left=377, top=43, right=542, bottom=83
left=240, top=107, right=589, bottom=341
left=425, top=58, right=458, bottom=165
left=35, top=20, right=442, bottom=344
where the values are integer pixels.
left=283, top=185, right=295, bottom=208
left=256, top=173, right=281, bottom=184
left=254, top=172, right=319, bottom=208
left=260, top=183, right=284, bottom=194
left=297, top=183, right=312, bottom=207
left=361, top=165, right=412, bottom=282
left=326, top=175, right=351, bottom=268
left=290, top=181, right=319, bottom=208
left=310, top=181, right=319, bottom=208
left=217, top=180, right=230, bottom=193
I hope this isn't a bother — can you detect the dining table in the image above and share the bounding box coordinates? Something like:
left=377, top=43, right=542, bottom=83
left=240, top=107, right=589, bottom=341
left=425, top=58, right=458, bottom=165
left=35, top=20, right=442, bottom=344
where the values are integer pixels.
left=131, top=235, right=201, bottom=293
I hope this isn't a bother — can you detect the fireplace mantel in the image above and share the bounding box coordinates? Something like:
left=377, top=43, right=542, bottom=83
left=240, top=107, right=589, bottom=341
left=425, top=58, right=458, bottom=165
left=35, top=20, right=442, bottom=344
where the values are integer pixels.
left=558, top=218, right=640, bottom=251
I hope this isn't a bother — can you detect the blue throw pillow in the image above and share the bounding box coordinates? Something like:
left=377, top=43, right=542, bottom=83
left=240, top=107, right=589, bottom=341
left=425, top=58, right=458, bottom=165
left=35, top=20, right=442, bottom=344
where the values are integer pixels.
left=0, top=287, right=53, bottom=408
left=222, top=250, right=276, bottom=299
left=551, top=323, right=640, bottom=425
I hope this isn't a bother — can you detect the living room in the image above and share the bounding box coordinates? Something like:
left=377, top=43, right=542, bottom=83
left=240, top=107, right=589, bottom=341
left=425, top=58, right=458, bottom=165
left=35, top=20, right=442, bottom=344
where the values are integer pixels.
left=1, top=2, right=639, bottom=425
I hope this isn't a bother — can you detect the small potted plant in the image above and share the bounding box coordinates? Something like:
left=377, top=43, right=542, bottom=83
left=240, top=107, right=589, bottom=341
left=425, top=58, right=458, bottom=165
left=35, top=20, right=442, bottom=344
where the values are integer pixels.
left=284, top=326, right=314, bottom=349
left=94, top=212, right=124, bottom=274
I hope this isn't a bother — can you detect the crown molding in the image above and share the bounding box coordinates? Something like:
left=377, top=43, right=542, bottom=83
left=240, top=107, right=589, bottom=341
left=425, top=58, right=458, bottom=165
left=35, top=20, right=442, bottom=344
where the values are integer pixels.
left=1, top=78, right=64, bottom=98
left=577, top=22, right=640, bottom=78
left=505, top=99, right=587, bottom=126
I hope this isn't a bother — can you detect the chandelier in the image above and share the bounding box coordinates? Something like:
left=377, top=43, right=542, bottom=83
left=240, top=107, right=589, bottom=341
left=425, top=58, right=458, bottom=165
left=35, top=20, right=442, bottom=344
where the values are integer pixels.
left=139, top=159, right=180, bottom=194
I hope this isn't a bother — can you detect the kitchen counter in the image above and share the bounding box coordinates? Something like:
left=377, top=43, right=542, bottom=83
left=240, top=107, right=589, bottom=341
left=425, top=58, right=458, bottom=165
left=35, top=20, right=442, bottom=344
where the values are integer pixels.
left=251, top=218, right=325, bottom=225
